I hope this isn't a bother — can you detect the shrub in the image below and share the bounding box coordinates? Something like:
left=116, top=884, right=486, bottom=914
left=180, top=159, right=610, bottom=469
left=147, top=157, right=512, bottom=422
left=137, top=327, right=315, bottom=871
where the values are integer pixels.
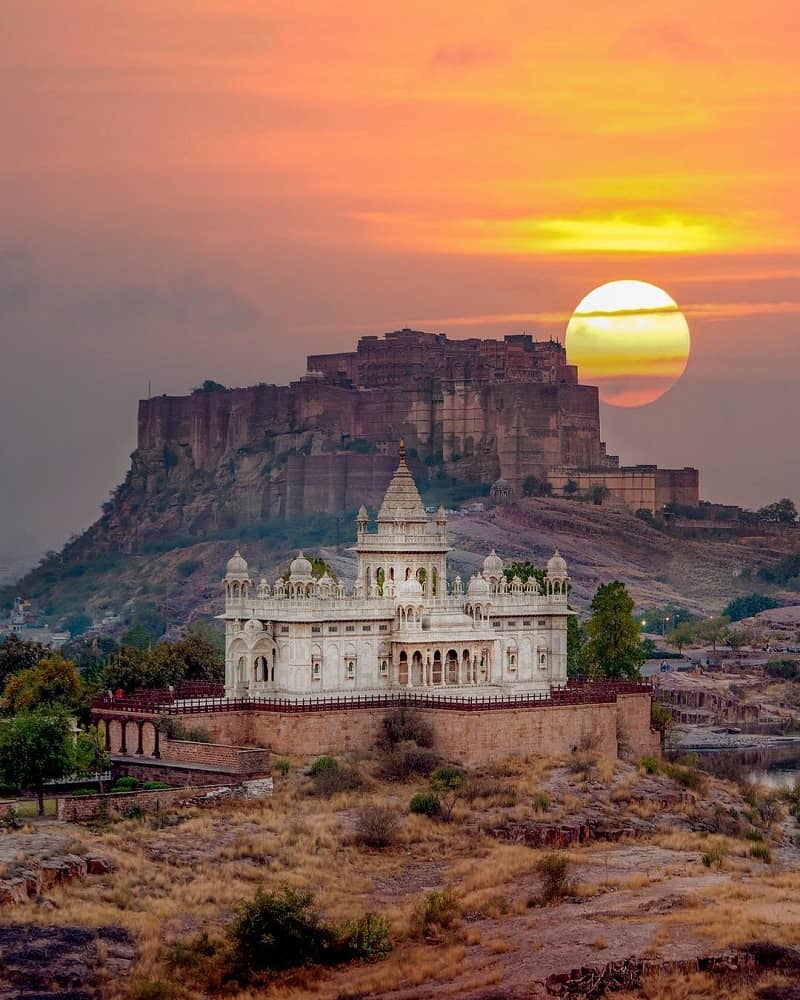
left=122, top=804, right=146, bottom=820
left=71, top=787, right=94, bottom=796
left=354, top=805, right=398, bottom=848
left=429, top=766, right=467, bottom=820
left=410, top=889, right=461, bottom=940
left=337, top=912, right=391, bottom=960
left=535, top=854, right=574, bottom=905
left=750, top=844, right=772, bottom=863
left=112, top=777, right=140, bottom=792
left=663, top=763, right=703, bottom=792
left=311, top=764, right=362, bottom=798
left=409, top=791, right=441, bottom=817
left=228, top=885, right=334, bottom=971
left=143, top=781, right=171, bottom=790
left=273, top=758, right=290, bottom=778
left=701, top=843, right=729, bottom=869
left=639, top=756, right=660, bottom=775
left=309, top=755, right=338, bottom=777
left=380, top=741, right=440, bottom=781
left=746, top=829, right=764, bottom=842
left=381, top=709, right=433, bottom=749
left=0, top=807, right=22, bottom=830
left=532, top=792, right=551, bottom=813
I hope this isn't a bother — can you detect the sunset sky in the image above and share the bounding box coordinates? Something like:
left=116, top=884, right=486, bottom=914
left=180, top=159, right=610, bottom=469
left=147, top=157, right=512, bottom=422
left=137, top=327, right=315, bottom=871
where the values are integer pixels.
left=1, top=1, right=799, bottom=565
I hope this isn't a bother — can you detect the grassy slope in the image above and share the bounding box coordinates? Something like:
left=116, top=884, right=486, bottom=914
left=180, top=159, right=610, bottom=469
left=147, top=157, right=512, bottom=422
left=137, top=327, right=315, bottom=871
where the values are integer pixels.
left=2, top=499, right=797, bottom=629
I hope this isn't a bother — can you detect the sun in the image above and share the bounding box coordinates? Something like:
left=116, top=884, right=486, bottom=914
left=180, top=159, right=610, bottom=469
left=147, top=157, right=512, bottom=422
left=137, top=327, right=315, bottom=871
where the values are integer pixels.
left=565, top=280, right=691, bottom=407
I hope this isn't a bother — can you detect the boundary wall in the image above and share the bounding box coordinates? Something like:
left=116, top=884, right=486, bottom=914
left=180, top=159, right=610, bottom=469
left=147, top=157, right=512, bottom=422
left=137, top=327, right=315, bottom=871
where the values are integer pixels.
left=94, top=685, right=659, bottom=766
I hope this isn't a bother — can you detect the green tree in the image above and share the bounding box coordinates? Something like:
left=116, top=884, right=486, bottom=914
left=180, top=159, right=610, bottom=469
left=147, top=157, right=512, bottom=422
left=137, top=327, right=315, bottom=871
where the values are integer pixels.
left=429, top=766, right=467, bottom=821
left=503, top=561, right=546, bottom=594
left=0, top=709, right=73, bottom=815
left=121, top=623, right=158, bottom=651
left=722, top=593, right=780, bottom=622
left=102, top=646, right=149, bottom=693
left=580, top=581, right=644, bottom=680
left=171, top=623, right=225, bottom=681
left=566, top=615, right=584, bottom=678
left=3, top=656, right=82, bottom=714
left=666, top=621, right=696, bottom=654
left=694, top=616, right=731, bottom=654
left=563, top=479, right=579, bottom=498
left=60, top=634, right=119, bottom=674
left=73, top=725, right=110, bottom=792
left=60, top=613, right=92, bottom=637
left=522, top=475, right=552, bottom=498
left=757, top=499, right=798, bottom=524
left=0, top=635, right=47, bottom=687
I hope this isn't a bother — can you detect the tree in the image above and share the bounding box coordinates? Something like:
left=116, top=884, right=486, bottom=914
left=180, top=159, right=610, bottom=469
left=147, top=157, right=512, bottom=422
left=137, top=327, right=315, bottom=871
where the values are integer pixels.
left=567, top=615, right=584, bottom=678
left=522, top=475, right=552, bottom=498
left=429, top=766, right=467, bottom=821
left=580, top=581, right=645, bottom=680
left=101, top=646, right=149, bottom=693
left=722, top=593, right=780, bottom=623
left=3, top=656, right=82, bottom=713
left=73, top=725, right=110, bottom=792
left=0, top=709, right=73, bottom=815
left=588, top=485, right=610, bottom=506
left=694, top=616, right=731, bottom=654
left=60, top=613, right=92, bottom=638
left=667, top=621, right=695, bottom=654
left=121, top=623, right=158, bottom=651
left=504, top=561, right=546, bottom=594
left=563, top=479, right=579, bottom=498
left=0, top=635, right=47, bottom=687
left=757, top=499, right=798, bottom=524
left=171, top=624, right=225, bottom=681
left=60, top=634, right=119, bottom=674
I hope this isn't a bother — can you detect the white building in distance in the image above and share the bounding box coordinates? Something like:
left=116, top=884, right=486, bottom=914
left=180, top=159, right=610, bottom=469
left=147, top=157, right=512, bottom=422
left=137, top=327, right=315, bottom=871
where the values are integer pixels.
left=221, top=443, right=571, bottom=698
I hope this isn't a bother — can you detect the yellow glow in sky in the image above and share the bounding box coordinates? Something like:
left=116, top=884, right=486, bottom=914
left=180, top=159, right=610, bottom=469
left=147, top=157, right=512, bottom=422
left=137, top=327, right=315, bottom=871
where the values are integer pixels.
left=565, top=281, right=691, bottom=407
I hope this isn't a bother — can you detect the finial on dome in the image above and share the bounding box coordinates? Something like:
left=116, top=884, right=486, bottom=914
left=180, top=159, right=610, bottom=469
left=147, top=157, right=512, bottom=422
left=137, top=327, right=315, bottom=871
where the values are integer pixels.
left=399, top=438, right=407, bottom=462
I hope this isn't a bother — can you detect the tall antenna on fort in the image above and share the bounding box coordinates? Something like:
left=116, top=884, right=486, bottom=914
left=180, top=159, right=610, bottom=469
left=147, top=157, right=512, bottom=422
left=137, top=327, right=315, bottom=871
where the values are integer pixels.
left=147, top=380, right=151, bottom=400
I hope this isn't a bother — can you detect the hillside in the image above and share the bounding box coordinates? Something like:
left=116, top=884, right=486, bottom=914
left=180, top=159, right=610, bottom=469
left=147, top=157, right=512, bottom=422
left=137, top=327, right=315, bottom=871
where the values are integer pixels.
left=3, top=497, right=797, bottom=637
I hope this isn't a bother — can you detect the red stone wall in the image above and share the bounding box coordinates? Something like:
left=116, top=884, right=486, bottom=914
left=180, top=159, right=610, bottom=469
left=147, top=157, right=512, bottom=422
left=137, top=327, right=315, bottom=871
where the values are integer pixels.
left=56, top=784, right=232, bottom=822
left=164, top=693, right=658, bottom=766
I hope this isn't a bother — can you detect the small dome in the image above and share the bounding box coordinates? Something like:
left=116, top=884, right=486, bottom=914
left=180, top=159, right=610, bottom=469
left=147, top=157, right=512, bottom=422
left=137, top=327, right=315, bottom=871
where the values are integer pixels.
left=483, top=549, right=504, bottom=576
left=289, top=550, right=313, bottom=578
left=396, top=577, right=424, bottom=598
left=226, top=550, right=249, bottom=576
left=547, top=549, right=568, bottom=577
left=357, top=504, right=368, bottom=520
left=467, top=573, right=491, bottom=597
left=318, top=571, right=334, bottom=586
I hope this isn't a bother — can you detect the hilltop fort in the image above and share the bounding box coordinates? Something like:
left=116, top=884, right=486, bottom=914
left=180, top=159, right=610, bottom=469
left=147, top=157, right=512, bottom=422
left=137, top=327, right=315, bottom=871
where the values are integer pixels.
left=104, top=329, right=697, bottom=552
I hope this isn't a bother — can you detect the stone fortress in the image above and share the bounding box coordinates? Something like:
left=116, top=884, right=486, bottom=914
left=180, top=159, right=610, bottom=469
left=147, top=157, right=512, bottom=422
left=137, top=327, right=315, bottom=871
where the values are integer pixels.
left=125, top=328, right=698, bottom=548
left=222, top=443, right=571, bottom=699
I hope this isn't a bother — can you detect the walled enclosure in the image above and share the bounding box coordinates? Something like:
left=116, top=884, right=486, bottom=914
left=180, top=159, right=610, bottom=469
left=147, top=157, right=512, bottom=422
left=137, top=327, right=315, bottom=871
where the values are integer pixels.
left=95, top=693, right=659, bottom=768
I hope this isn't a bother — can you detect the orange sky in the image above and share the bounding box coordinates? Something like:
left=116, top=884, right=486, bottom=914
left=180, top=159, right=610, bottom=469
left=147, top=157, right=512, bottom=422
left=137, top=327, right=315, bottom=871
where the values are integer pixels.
left=1, top=1, right=799, bottom=561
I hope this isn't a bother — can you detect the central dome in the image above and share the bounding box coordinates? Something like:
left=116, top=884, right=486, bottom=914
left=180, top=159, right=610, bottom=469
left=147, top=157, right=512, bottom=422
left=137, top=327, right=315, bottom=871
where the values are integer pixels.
left=289, top=550, right=313, bottom=579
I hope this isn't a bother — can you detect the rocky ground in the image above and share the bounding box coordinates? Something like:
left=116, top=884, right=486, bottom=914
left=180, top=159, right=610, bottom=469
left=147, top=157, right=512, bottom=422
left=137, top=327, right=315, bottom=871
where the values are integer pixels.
left=2, top=747, right=800, bottom=999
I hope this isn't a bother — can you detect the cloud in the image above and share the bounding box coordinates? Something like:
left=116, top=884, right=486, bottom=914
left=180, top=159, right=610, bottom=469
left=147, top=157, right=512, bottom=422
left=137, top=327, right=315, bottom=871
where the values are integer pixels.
left=615, top=20, right=714, bottom=61
left=430, top=43, right=506, bottom=69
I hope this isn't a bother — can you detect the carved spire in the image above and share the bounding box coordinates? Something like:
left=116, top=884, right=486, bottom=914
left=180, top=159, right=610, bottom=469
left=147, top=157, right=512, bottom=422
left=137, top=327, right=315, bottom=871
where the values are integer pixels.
left=399, top=437, right=407, bottom=463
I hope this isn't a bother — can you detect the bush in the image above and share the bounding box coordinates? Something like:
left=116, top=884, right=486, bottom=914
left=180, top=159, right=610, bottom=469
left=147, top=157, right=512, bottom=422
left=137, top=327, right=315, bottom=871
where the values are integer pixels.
left=410, top=889, right=461, bottom=940
left=750, top=844, right=772, bottom=863
left=381, top=709, right=433, bottom=749
left=142, top=781, right=171, bottom=790
left=309, top=755, right=338, bottom=777
left=311, top=764, right=362, bottom=798
left=409, top=791, right=441, bottom=817
left=0, top=807, right=22, bottom=830
left=535, top=854, right=574, bottom=905
left=228, top=885, right=391, bottom=973
left=337, top=912, right=391, bottom=960
left=766, top=659, right=799, bottom=680
left=381, top=741, right=440, bottom=781
left=532, top=792, right=551, bottom=813
left=122, top=804, right=146, bottom=820
left=639, top=756, right=660, bottom=775
left=354, top=805, right=398, bottom=848
left=112, top=777, right=140, bottom=792
left=663, top=763, right=703, bottom=792
left=229, top=885, right=334, bottom=971
left=429, top=766, right=467, bottom=820
left=701, top=843, right=729, bottom=869
left=71, top=787, right=94, bottom=796
left=273, top=758, right=290, bottom=778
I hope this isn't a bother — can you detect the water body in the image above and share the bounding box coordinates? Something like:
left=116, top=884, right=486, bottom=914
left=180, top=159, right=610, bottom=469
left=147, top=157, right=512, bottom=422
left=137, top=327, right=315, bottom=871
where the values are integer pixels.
left=693, top=743, right=800, bottom=790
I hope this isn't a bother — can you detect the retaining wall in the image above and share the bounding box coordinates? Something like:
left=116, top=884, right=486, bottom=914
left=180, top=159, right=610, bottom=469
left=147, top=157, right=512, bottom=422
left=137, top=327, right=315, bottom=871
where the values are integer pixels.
left=56, top=784, right=232, bottom=822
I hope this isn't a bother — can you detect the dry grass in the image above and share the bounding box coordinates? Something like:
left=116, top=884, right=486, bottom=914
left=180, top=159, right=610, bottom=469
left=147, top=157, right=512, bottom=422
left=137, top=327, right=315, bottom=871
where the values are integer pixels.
left=9, top=753, right=800, bottom=999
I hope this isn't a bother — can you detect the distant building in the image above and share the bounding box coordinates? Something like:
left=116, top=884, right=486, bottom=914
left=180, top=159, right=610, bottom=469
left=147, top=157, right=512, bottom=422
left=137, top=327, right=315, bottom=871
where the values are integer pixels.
left=0, top=597, right=70, bottom=650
